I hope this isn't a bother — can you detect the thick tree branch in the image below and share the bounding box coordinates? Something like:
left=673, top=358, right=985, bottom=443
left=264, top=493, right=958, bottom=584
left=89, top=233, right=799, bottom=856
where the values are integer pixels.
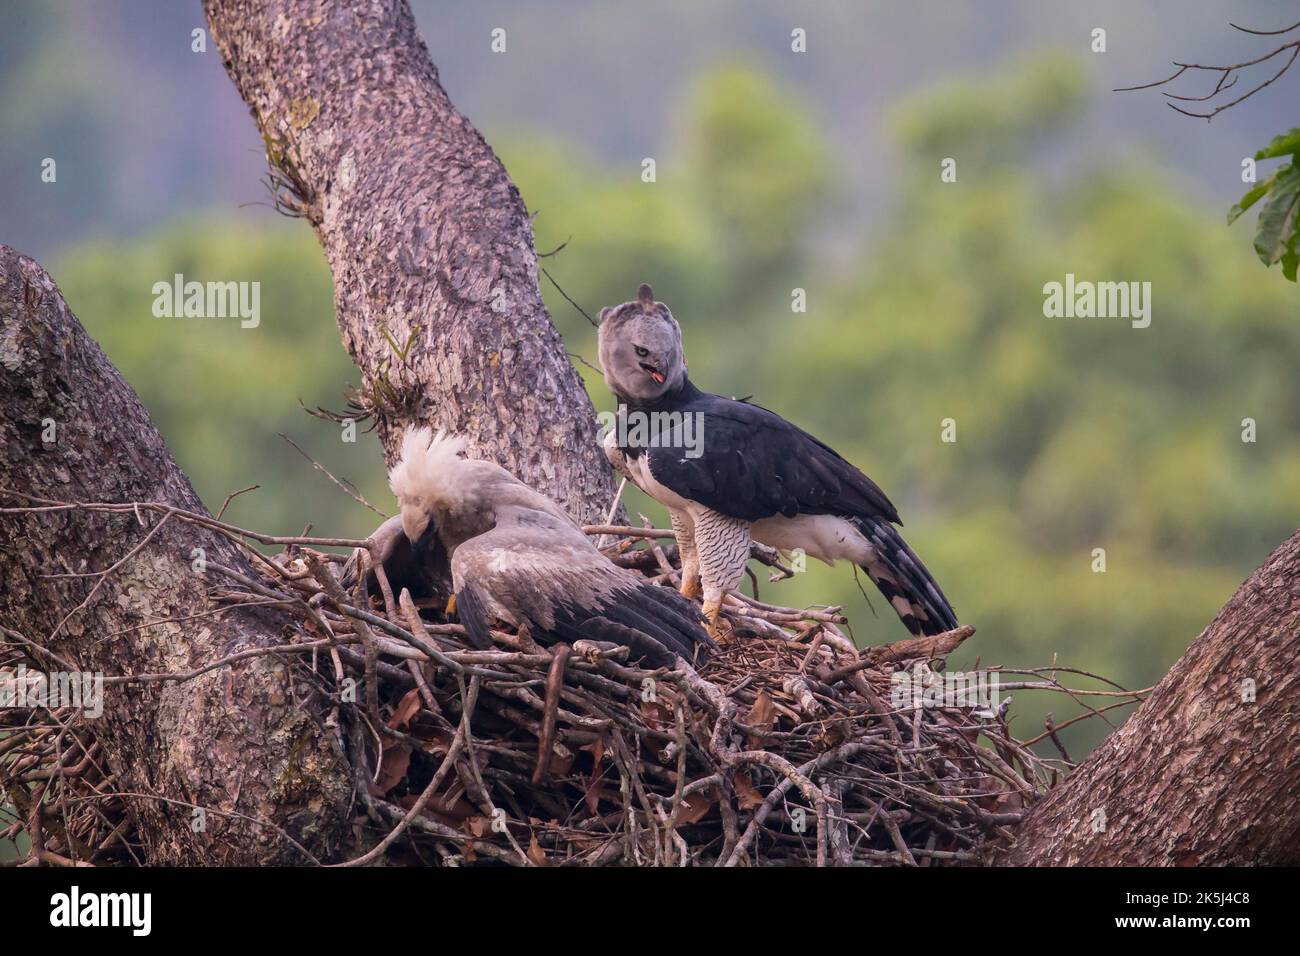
left=1000, top=528, right=1300, bottom=865
left=0, top=247, right=352, bottom=864
left=203, top=0, right=619, bottom=524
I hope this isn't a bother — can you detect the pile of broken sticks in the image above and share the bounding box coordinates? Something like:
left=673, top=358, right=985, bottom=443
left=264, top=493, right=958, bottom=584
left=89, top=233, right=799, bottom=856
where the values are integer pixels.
left=219, top=523, right=1053, bottom=866
left=1, top=504, right=1096, bottom=866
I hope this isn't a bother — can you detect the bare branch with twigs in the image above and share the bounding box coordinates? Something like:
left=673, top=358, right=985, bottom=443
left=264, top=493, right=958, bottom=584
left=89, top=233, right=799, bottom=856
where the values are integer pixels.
left=1115, top=18, right=1300, bottom=119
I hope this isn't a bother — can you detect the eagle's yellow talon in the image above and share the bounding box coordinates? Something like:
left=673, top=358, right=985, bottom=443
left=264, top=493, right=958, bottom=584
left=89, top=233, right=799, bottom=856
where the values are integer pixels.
left=680, top=576, right=703, bottom=601
left=701, top=599, right=732, bottom=643
left=444, top=594, right=457, bottom=617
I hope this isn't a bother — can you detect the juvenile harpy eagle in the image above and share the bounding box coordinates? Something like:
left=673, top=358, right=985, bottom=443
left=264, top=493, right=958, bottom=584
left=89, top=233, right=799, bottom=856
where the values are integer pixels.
left=378, top=426, right=713, bottom=667
left=597, top=284, right=957, bottom=639
left=340, top=512, right=451, bottom=607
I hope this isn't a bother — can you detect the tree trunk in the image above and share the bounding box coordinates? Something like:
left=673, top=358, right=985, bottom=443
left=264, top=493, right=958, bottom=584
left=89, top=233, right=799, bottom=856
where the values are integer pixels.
left=0, top=247, right=352, bottom=864
left=1000, top=528, right=1300, bottom=865
left=203, top=0, right=618, bottom=525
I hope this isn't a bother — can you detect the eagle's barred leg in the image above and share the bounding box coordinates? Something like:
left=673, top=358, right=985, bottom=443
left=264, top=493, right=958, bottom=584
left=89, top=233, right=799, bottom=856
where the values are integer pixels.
left=694, top=510, right=752, bottom=640
left=669, top=509, right=702, bottom=600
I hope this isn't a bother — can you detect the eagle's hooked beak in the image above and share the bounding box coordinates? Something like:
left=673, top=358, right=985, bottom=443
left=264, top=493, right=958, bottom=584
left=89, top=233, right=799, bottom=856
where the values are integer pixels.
left=411, top=518, right=441, bottom=556
left=640, top=362, right=665, bottom=385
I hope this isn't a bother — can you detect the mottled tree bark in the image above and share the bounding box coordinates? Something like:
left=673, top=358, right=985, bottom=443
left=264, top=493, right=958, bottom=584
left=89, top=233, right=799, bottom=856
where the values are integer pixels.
left=0, top=247, right=352, bottom=864
left=1000, top=529, right=1300, bottom=865
left=203, top=0, right=618, bottom=524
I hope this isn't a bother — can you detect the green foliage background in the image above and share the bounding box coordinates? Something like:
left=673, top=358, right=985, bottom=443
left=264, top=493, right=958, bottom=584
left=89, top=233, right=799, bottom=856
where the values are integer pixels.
left=45, top=57, right=1299, bottom=767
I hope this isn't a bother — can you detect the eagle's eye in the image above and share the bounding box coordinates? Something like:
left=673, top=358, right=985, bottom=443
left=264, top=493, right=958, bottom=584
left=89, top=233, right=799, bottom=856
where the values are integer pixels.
left=633, top=345, right=649, bottom=358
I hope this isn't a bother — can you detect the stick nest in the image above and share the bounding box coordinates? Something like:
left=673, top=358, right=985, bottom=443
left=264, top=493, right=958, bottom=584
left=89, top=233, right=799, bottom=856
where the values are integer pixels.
left=2, top=513, right=1120, bottom=867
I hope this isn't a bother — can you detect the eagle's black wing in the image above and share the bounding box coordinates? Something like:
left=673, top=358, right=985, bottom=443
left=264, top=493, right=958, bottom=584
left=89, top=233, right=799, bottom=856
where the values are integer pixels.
left=633, top=390, right=958, bottom=636
left=643, top=392, right=901, bottom=524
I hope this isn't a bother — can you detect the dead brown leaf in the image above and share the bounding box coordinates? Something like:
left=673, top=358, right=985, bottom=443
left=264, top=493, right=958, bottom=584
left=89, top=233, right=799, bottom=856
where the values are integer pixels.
left=733, top=771, right=765, bottom=811
left=745, top=689, right=779, bottom=747
left=582, top=737, right=607, bottom=815
left=528, top=832, right=549, bottom=866
left=371, top=740, right=412, bottom=796
left=640, top=696, right=674, bottom=730
left=674, top=789, right=716, bottom=826
left=388, top=687, right=422, bottom=731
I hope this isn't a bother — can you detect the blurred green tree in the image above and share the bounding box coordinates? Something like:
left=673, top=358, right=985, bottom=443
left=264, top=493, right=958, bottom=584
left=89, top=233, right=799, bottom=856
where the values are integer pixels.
left=54, top=217, right=389, bottom=544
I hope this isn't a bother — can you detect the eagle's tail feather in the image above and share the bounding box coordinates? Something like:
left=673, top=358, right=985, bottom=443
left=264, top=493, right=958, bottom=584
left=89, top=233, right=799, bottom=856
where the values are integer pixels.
left=599, top=584, right=714, bottom=660
left=547, top=582, right=713, bottom=667
left=554, top=616, right=675, bottom=669
left=852, top=516, right=958, bottom=637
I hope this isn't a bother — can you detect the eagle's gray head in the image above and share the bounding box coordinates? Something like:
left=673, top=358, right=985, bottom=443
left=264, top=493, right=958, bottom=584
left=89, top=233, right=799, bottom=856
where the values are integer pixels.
left=388, top=426, right=574, bottom=553
left=597, top=284, right=687, bottom=402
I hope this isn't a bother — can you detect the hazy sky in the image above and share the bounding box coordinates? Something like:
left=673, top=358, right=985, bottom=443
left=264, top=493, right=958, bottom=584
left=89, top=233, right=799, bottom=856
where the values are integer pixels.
left=0, top=0, right=1292, bottom=259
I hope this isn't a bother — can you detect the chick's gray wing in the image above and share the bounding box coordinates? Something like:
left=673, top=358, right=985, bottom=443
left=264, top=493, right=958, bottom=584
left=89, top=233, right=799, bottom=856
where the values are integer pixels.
left=451, top=508, right=713, bottom=666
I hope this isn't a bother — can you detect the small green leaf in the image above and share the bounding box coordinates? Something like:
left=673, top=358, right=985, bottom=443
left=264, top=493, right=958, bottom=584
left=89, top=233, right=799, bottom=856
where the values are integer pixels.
left=1255, top=127, right=1300, bottom=161
left=1228, top=167, right=1280, bottom=225
left=1253, top=164, right=1300, bottom=266
left=1283, top=235, right=1299, bottom=283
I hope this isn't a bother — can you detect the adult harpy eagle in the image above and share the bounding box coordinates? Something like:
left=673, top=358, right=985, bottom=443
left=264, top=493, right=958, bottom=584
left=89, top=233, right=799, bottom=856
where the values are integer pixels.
left=365, top=426, right=713, bottom=668
left=597, top=284, right=958, bottom=639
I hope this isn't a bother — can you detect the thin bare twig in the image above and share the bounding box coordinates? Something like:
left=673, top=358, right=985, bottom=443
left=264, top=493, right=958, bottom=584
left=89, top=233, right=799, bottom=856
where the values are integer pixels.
left=1115, top=19, right=1300, bottom=120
